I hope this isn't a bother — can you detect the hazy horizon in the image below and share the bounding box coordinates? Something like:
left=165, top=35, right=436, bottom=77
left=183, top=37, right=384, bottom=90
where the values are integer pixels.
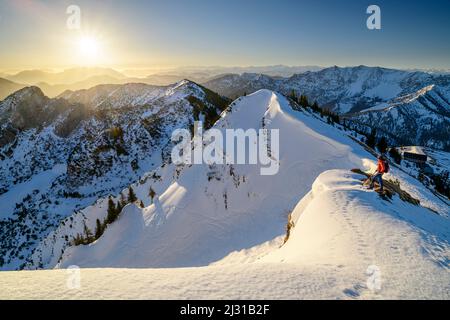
left=1, top=0, right=449, bottom=71
left=2, top=63, right=449, bottom=78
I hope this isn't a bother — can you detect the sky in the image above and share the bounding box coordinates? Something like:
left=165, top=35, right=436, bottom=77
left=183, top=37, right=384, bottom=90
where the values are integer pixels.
left=0, top=0, right=449, bottom=71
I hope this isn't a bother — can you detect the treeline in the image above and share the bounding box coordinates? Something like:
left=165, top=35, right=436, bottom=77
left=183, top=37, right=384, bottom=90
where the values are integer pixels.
left=288, top=91, right=448, bottom=199
left=288, top=90, right=340, bottom=125
left=288, top=91, right=402, bottom=164
left=431, top=171, right=450, bottom=199
left=72, top=185, right=154, bottom=246
left=364, top=128, right=402, bottom=163
left=366, top=131, right=449, bottom=199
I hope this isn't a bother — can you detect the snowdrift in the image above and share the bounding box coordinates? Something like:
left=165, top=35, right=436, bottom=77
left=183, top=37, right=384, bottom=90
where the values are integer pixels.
left=3, top=169, right=449, bottom=299
left=262, top=170, right=449, bottom=298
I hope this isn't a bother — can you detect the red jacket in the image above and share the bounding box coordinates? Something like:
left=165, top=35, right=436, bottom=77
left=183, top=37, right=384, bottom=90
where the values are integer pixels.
left=377, top=159, right=386, bottom=173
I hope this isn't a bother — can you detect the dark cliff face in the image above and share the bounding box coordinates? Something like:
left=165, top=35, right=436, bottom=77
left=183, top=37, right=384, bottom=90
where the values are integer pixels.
left=0, top=86, right=87, bottom=133
left=0, top=87, right=91, bottom=151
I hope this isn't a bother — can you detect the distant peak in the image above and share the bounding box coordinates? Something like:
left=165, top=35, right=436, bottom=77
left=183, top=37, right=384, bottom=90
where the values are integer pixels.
left=172, top=79, right=199, bottom=90
left=15, top=85, right=45, bottom=98
left=392, top=84, right=436, bottom=106
left=178, top=79, right=191, bottom=85
left=251, top=88, right=277, bottom=96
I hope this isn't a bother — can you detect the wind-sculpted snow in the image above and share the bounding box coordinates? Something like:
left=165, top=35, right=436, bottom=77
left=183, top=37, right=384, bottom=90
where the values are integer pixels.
left=259, top=169, right=450, bottom=298
left=2, top=170, right=448, bottom=299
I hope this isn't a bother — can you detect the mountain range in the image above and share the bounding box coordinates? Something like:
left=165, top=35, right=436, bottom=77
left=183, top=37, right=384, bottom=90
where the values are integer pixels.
left=5, top=67, right=126, bottom=85
left=1, top=89, right=447, bottom=299
left=0, top=78, right=25, bottom=102
left=0, top=65, right=324, bottom=100
left=0, top=72, right=449, bottom=298
left=203, top=66, right=450, bottom=150
left=0, top=80, right=229, bottom=269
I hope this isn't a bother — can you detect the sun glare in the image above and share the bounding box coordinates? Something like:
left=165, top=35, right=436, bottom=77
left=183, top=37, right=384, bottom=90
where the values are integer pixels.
left=74, top=35, right=104, bottom=65
left=78, top=36, right=99, bottom=57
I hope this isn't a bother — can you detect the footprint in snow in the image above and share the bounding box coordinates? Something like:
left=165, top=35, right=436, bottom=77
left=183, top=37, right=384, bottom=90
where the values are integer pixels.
left=343, top=288, right=360, bottom=298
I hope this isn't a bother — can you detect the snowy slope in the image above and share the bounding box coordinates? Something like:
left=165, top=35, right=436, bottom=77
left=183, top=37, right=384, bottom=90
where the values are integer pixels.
left=56, top=90, right=449, bottom=275
left=0, top=81, right=230, bottom=270
left=56, top=90, right=361, bottom=268
left=1, top=89, right=448, bottom=299
left=262, top=169, right=450, bottom=298
left=2, top=171, right=449, bottom=299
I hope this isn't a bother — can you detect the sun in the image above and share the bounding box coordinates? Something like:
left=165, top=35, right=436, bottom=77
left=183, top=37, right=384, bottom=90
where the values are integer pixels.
left=68, top=30, right=113, bottom=66
left=78, top=36, right=99, bottom=57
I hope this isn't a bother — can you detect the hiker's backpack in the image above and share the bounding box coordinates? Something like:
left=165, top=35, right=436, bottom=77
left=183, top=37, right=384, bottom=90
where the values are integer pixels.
left=382, top=159, right=390, bottom=173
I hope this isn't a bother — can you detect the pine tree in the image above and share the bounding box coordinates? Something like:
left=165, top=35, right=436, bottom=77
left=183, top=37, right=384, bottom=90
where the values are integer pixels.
left=149, top=186, right=156, bottom=204
left=299, top=94, right=309, bottom=108
left=389, top=147, right=402, bottom=164
left=289, top=90, right=297, bottom=102
left=139, top=200, right=145, bottom=208
left=128, top=186, right=137, bottom=203
left=366, top=129, right=377, bottom=149
left=106, top=197, right=117, bottom=224
left=433, top=171, right=449, bottom=199
left=120, top=192, right=127, bottom=207
left=73, top=233, right=84, bottom=246
left=116, top=201, right=123, bottom=215
left=83, top=222, right=93, bottom=244
left=311, top=101, right=320, bottom=113
left=333, top=113, right=340, bottom=124
left=95, top=219, right=103, bottom=239
left=377, top=136, right=388, bottom=154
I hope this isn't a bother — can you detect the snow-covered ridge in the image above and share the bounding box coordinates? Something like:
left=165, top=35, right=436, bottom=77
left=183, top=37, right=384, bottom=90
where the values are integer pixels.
left=51, top=90, right=449, bottom=275
left=259, top=169, right=450, bottom=298
left=265, top=169, right=450, bottom=266
left=348, top=82, right=450, bottom=150
left=390, top=84, right=435, bottom=107
left=57, top=80, right=203, bottom=110
left=55, top=89, right=359, bottom=268
left=0, top=80, right=230, bottom=270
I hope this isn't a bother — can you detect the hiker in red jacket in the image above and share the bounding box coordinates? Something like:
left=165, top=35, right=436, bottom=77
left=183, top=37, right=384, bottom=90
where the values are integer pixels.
left=369, top=155, right=388, bottom=192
